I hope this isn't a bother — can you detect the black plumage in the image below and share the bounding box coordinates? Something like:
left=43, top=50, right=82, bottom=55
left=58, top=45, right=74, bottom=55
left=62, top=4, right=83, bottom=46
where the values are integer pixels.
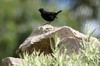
left=38, top=8, right=62, bottom=23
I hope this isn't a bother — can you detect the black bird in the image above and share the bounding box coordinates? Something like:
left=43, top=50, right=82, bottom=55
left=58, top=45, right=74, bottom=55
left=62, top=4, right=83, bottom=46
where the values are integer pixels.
left=38, top=8, right=62, bottom=23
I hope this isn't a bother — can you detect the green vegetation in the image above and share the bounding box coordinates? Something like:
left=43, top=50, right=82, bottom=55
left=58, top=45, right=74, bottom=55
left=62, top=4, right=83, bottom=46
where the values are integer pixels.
left=20, top=35, right=100, bottom=66
left=0, top=0, right=100, bottom=65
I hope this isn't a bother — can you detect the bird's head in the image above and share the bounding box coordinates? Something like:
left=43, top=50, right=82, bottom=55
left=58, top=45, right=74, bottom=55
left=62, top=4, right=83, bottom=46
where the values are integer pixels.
left=38, top=8, right=44, bottom=13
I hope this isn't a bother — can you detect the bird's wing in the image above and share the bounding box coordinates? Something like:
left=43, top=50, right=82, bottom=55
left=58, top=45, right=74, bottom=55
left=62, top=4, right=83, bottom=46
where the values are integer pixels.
left=45, top=11, right=55, bottom=15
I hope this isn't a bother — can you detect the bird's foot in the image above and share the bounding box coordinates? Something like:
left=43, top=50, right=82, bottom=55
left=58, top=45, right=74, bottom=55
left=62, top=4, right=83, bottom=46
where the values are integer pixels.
left=43, top=22, right=51, bottom=25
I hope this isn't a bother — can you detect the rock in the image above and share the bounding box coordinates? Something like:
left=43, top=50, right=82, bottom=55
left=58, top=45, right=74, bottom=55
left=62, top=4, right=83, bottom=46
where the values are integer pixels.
left=59, top=37, right=82, bottom=53
left=16, top=24, right=99, bottom=55
left=1, top=57, right=22, bottom=66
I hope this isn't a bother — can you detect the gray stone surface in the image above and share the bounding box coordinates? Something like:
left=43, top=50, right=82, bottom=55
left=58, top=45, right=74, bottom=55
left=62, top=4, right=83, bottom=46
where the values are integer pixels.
left=1, top=24, right=100, bottom=66
left=1, top=57, right=22, bottom=66
left=16, top=24, right=99, bottom=55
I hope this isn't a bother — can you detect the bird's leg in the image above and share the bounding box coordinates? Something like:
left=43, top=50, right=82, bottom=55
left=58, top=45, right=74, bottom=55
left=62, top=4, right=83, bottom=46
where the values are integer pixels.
left=46, top=21, right=51, bottom=24
left=43, top=21, right=51, bottom=25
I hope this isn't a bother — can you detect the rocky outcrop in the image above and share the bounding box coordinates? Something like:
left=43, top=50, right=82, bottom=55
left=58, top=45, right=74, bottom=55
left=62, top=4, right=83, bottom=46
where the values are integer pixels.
left=16, top=24, right=99, bottom=55
left=1, top=24, right=99, bottom=66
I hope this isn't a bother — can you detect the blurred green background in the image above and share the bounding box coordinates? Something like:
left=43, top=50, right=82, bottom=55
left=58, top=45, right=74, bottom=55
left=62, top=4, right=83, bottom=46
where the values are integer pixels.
left=0, top=0, right=100, bottom=63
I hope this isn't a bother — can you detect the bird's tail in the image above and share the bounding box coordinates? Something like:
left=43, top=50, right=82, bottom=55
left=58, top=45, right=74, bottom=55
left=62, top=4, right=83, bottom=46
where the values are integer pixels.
left=56, top=10, right=62, bottom=15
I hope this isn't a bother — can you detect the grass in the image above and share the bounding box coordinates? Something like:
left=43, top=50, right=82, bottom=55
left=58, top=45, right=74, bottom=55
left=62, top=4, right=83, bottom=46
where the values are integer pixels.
left=20, top=33, right=100, bottom=66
